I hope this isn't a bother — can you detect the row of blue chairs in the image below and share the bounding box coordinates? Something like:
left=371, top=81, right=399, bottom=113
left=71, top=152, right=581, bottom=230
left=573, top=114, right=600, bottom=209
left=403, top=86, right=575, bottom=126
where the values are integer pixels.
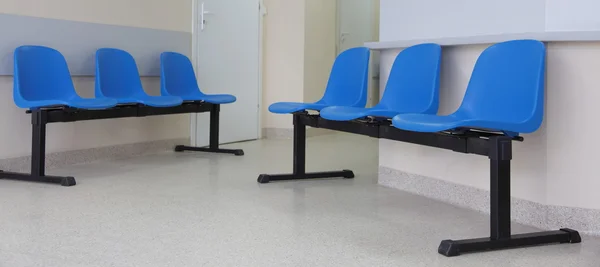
left=262, top=39, right=574, bottom=257
left=14, top=46, right=236, bottom=110
left=270, top=39, right=545, bottom=135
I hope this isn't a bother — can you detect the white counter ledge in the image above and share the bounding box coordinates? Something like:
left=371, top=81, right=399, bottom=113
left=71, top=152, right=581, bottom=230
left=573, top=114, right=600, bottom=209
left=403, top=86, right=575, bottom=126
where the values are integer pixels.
left=365, top=31, right=600, bottom=50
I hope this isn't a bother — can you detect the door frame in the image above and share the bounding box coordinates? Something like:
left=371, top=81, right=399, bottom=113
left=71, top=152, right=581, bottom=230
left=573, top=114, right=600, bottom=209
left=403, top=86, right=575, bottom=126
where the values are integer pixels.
left=335, top=0, right=380, bottom=107
left=190, top=0, right=264, bottom=146
left=335, top=0, right=342, bottom=55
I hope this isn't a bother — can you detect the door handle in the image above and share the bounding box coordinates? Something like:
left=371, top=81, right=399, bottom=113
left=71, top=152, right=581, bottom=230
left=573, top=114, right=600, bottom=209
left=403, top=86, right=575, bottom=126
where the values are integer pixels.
left=340, top=32, right=350, bottom=43
left=200, top=2, right=215, bottom=31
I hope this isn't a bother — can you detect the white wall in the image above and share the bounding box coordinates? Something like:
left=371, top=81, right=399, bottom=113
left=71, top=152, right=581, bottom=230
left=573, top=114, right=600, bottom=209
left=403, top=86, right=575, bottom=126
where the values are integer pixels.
left=544, top=42, right=600, bottom=209
left=262, top=0, right=338, bottom=131
left=379, top=0, right=546, bottom=42
left=0, top=0, right=191, bottom=31
left=380, top=0, right=600, bottom=43
left=0, top=0, right=192, bottom=158
left=369, top=0, right=380, bottom=107
left=262, top=0, right=378, bottom=132
left=304, top=0, right=337, bottom=103
left=372, top=0, right=379, bottom=42
left=545, top=0, right=600, bottom=31
left=378, top=1, right=600, bottom=210
left=262, top=0, right=306, bottom=130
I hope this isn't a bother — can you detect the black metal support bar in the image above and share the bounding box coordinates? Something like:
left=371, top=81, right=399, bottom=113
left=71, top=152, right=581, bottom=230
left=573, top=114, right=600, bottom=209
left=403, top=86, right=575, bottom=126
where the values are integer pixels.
left=174, top=104, right=245, bottom=156
left=293, top=113, right=306, bottom=175
left=210, top=104, right=220, bottom=149
left=0, top=110, right=75, bottom=186
left=1, top=102, right=242, bottom=187
left=257, top=113, right=354, bottom=183
left=303, top=114, right=491, bottom=156
left=258, top=113, right=581, bottom=255
left=489, top=136, right=513, bottom=240
left=0, top=171, right=75, bottom=187
left=300, top=115, right=380, bottom=138
left=45, top=102, right=212, bottom=123
left=257, top=170, right=354, bottom=184
left=437, top=136, right=581, bottom=257
left=174, top=145, right=245, bottom=156
left=31, top=110, right=46, bottom=177
left=438, top=229, right=581, bottom=256
left=379, top=125, right=472, bottom=154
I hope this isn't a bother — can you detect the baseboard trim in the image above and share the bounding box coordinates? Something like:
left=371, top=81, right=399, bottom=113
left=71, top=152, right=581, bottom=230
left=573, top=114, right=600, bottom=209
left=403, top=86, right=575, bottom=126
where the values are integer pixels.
left=0, top=138, right=188, bottom=173
left=378, top=166, right=600, bottom=236
left=262, top=128, right=293, bottom=139
left=262, top=127, right=334, bottom=139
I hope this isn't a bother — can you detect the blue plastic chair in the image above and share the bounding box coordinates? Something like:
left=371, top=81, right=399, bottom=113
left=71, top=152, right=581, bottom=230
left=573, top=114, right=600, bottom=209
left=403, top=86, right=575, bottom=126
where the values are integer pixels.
left=160, top=52, right=237, bottom=104
left=320, top=43, right=441, bottom=121
left=269, top=47, right=371, bottom=114
left=392, top=40, right=546, bottom=134
left=96, top=48, right=183, bottom=107
left=13, top=46, right=117, bottom=110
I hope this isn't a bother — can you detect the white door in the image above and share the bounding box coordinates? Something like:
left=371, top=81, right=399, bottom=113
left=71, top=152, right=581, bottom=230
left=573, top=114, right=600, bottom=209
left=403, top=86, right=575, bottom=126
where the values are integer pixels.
left=337, top=0, right=380, bottom=106
left=337, top=0, right=376, bottom=53
left=193, top=0, right=261, bottom=146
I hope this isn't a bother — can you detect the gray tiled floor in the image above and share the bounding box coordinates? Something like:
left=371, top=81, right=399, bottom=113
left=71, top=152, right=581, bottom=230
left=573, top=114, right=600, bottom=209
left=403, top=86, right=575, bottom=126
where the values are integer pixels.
left=0, top=134, right=598, bottom=267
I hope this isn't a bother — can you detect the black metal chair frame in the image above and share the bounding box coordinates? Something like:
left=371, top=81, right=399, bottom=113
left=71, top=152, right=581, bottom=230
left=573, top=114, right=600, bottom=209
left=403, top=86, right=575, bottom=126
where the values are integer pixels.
left=258, top=112, right=581, bottom=257
left=0, top=102, right=244, bottom=187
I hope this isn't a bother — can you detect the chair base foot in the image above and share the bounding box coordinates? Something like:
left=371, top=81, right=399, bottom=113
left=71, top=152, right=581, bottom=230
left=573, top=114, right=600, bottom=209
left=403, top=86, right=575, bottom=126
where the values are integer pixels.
left=438, top=228, right=581, bottom=257
left=0, top=171, right=76, bottom=187
left=174, top=145, right=244, bottom=156
left=257, top=170, right=354, bottom=184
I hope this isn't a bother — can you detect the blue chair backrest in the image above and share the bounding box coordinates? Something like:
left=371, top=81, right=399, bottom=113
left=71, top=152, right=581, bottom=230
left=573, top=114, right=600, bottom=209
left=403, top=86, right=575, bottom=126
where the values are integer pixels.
left=14, top=46, right=77, bottom=105
left=318, top=47, right=370, bottom=107
left=377, top=43, right=441, bottom=114
left=160, top=52, right=201, bottom=96
left=95, top=48, right=145, bottom=98
left=458, top=40, right=546, bottom=132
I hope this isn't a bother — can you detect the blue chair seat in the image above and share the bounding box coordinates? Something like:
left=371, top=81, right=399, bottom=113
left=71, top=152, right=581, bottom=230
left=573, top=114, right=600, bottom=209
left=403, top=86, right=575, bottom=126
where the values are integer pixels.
left=391, top=114, right=477, bottom=132
left=320, top=106, right=403, bottom=121
left=18, top=97, right=118, bottom=110
left=160, top=52, right=238, bottom=105
left=269, top=102, right=330, bottom=114
left=113, top=95, right=183, bottom=107
left=267, top=47, right=371, bottom=115
left=13, top=46, right=119, bottom=111
left=392, top=114, right=532, bottom=134
left=320, top=43, right=443, bottom=122
left=392, top=40, right=547, bottom=135
left=179, top=92, right=236, bottom=104
left=96, top=48, right=183, bottom=108
left=67, top=97, right=118, bottom=109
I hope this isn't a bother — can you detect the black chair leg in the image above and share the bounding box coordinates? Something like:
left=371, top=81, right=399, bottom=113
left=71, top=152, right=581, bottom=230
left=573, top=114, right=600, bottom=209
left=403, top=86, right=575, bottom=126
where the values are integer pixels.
left=174, top=104, right=244, bottom=156
left=0, top=110, right=76, bottom=187
left=438, top=137, right=580, bottom=257
left=257, top=113, right=354, bottom=184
